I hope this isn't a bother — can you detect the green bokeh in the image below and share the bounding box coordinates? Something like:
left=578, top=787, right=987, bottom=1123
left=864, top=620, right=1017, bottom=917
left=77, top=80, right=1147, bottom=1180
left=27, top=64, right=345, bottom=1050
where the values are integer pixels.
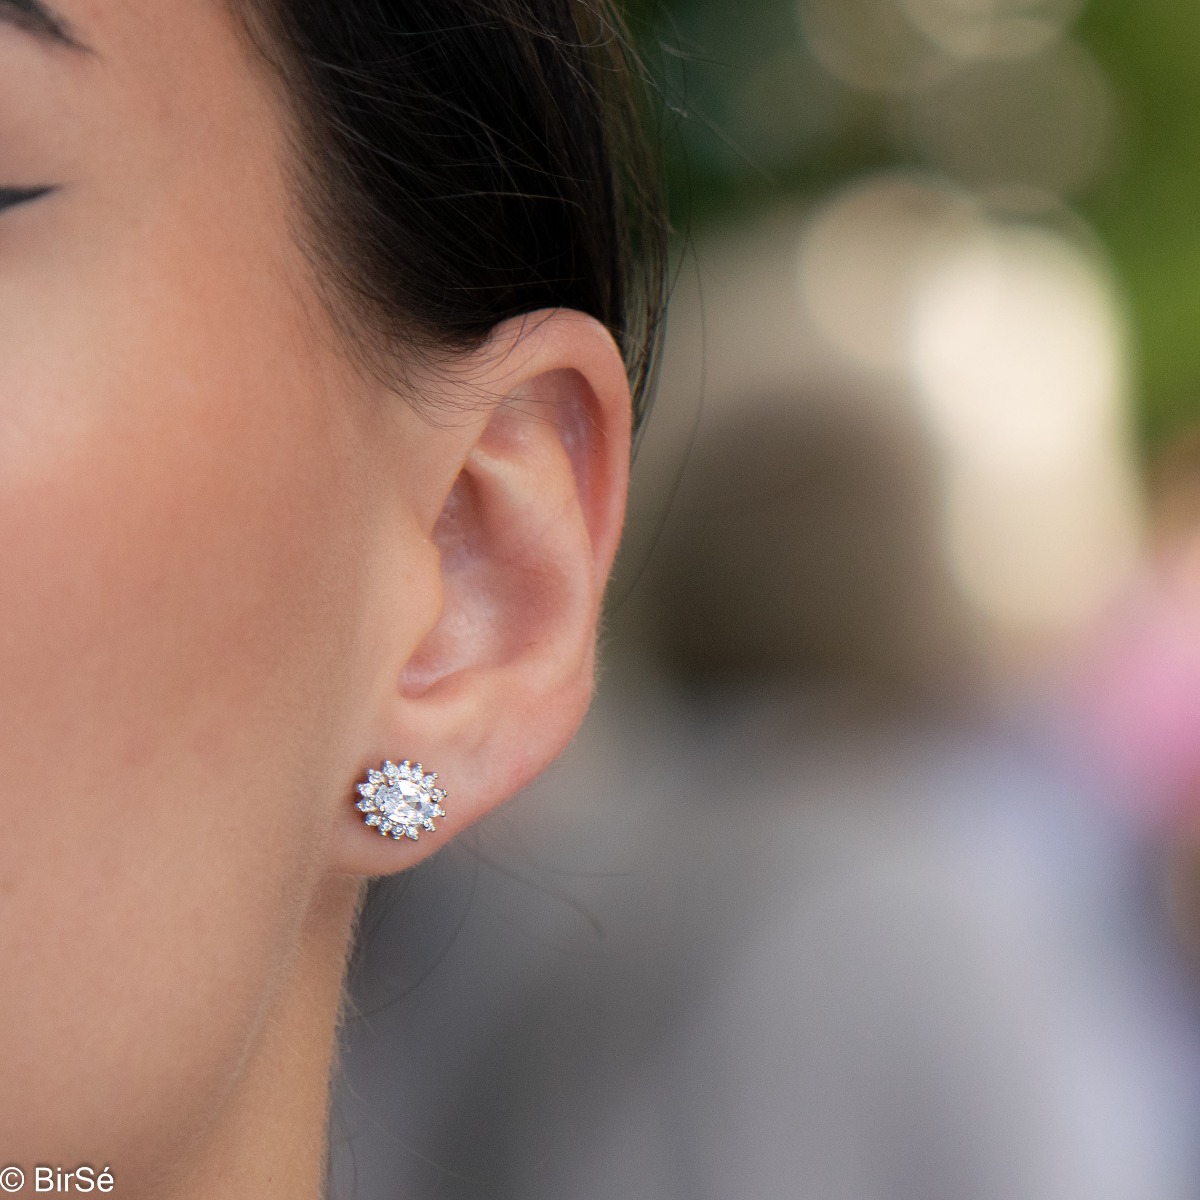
left=1080, top=0, right=1200, bottom=452
left=631, top=0, right=1200, bottom=456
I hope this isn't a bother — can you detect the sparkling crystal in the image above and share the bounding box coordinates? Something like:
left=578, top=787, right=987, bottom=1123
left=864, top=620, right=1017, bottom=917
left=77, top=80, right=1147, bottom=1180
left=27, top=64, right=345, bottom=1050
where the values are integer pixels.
left=357, top=762, right=446, bottom=841
left=377, top=781, right=416, bottom=825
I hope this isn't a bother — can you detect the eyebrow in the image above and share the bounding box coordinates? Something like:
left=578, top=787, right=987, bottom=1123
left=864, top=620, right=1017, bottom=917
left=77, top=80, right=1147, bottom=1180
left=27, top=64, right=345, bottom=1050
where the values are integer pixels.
left=0, top=0, right=87, bottom=50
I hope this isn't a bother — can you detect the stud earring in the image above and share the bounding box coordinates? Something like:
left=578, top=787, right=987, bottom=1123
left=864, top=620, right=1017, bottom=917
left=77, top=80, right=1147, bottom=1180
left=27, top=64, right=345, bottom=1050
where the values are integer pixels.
left=354, top=760, right=447, bottom=841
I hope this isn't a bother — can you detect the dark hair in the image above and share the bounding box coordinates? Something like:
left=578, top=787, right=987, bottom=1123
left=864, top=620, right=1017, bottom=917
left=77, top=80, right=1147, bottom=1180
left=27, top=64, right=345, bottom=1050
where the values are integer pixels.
left=234, top=0, right=667, bottom=437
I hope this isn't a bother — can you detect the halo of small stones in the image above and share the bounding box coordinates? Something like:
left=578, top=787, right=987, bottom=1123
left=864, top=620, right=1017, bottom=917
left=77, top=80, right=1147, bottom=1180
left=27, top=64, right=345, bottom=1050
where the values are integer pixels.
left=355, top=760, right=447, bottom=842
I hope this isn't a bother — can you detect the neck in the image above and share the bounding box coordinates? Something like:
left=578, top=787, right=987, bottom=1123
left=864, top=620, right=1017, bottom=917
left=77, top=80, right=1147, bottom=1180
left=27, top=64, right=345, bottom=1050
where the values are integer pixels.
left=171, top=874, right=363, bottom=1200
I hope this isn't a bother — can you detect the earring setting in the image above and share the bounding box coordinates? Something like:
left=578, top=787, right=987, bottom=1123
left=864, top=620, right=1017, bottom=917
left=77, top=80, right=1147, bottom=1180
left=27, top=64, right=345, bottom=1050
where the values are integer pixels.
left=355, top=760, right=447, bottom=841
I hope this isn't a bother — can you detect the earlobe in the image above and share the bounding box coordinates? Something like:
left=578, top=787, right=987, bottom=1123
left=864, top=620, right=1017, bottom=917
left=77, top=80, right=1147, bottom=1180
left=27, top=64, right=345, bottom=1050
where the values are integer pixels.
left=330, top=310, right=632, bottom=876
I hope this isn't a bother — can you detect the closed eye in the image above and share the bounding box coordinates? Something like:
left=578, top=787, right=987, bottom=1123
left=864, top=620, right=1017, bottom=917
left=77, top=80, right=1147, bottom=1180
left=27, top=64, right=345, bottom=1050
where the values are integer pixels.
left=0, top=185, right=54, bottom=211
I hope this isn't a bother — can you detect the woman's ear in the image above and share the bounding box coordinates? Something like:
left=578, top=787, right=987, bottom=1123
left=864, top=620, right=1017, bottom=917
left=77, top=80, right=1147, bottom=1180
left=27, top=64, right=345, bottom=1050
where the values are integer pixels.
left=329, top=309, right=632, bottom=875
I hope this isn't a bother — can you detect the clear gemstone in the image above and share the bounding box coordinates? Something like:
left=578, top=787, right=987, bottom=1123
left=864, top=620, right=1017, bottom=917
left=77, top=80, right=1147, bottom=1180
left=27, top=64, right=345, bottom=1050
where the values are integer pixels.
left=359, top=764, right=445, bottom=840
left=377, top=781, right=420, bottom=825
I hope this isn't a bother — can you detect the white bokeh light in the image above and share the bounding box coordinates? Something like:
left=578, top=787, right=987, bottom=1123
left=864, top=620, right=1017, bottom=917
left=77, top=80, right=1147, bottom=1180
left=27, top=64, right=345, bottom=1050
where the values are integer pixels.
left=900, top=0, right=1085, bottom=61
left=910, top=223, right=1139, bottom=629
left=797, top=173, right=1140, bottom=635
left=798, top=0, right=951, bottom=94
left=797, top=174, right=983, bottom=375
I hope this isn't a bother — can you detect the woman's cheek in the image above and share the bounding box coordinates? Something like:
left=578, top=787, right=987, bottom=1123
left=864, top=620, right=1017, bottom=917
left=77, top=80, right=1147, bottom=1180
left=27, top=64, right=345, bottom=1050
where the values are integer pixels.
left=0, top=217, right=374, bottom=1177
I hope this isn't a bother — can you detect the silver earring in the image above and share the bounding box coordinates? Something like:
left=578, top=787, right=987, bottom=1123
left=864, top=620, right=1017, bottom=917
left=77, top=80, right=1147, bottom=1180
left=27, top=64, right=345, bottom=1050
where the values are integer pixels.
left=355, top=760, right=447, bottom=841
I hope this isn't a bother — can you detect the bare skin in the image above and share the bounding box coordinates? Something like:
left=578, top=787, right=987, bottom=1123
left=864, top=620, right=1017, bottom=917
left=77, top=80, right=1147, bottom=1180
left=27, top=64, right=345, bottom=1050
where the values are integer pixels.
left=0, top=2, right=631, bottom=1196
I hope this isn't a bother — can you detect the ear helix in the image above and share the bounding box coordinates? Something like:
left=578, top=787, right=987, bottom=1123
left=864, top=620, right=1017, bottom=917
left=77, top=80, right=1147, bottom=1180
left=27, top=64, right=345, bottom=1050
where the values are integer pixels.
left=353, top=760, right=447, bottom=842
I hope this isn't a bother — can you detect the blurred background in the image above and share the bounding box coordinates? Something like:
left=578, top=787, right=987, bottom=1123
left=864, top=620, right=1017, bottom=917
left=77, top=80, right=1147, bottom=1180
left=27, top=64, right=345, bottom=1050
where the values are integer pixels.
left=332, top=2, right=1200, bottom=1197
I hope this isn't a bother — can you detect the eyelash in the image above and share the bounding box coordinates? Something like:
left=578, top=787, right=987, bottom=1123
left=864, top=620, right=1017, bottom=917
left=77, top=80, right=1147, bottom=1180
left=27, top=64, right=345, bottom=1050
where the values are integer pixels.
left=0, top=186, right=53, bottom=211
